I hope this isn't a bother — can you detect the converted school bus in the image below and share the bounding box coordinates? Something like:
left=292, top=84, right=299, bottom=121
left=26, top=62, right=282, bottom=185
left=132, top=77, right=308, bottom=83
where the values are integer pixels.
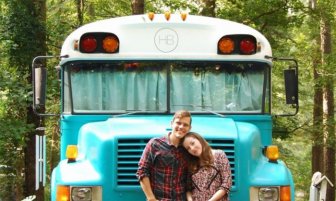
left=32, top=13, right=298, bottom=201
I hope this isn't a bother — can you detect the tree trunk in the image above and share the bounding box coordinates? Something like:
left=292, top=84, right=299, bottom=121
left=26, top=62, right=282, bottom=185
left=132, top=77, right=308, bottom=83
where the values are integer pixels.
left=200, top=0, right=216, bottom=17
left=320, top=18, right=335, bottom=201
left=312, top=63, right=324, bottom=173
left=310, top=0, right=324, bottom=175
left=76, top=0, right=84, bottom=26
left=24, top=1, right=47, bottom=201
left=131, top=0, right=144, bottom=15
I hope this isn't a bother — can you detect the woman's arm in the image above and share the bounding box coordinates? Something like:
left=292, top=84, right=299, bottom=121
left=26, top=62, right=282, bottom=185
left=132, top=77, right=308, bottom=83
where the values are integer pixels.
left=208, top=189, right=227, bottom=201
left=218, top=150, right=232, bottom=191
left=209, top=150, right=232, bottom=201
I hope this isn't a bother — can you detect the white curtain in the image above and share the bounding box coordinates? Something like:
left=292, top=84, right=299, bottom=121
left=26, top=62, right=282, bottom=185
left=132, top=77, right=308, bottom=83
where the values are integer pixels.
left=70, top=64, right=264, bottom=113
left=71, top=67, right=167, bottom=112
left=170, top=70, right=263, bottom=112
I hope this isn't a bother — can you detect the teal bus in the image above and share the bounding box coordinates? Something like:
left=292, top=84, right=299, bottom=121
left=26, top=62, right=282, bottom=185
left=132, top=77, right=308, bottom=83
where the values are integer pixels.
left=32, top=13, right=298, bottom=201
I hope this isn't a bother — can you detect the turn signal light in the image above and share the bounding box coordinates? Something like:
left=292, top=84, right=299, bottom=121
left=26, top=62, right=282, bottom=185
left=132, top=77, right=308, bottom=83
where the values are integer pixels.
left=218, top=35, right=257, bottom=55
left=56, top=185, right=70, bottom=201
left=266, top=145, right=279, bottom=161
left=280, top=186, right=291, bottom=201
left=66, top=145, right=78, bottom=161
left=79, top=33, right=119, bottom=53
left=218, top=37, right=235, bottom=54
left=102, top=35, right=119, bottom=53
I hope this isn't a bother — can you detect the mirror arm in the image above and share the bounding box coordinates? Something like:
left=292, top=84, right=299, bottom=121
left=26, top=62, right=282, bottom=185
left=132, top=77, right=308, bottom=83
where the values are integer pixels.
left=265, top=56, right=299, bottom=117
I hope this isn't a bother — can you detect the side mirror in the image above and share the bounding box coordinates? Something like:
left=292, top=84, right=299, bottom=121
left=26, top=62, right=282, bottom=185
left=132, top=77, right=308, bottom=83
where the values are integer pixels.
left=268, top=56, right=299, bottom=117
left=32, top=56, right=57, bottom=116
left=34, top=67, right=47, bottom=107
left=284, top=69, right=298, bottom=105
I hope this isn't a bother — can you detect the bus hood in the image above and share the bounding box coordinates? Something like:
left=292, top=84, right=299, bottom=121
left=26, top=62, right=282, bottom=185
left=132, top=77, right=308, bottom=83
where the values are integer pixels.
left=78, top=115, right=239, bottom=142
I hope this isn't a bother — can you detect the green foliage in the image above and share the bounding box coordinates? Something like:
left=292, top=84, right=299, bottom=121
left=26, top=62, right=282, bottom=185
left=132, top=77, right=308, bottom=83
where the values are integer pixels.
left=1, top=0, right=335, bottom=199
left=275, top=134, right=311, bottom=199
left=0, top=63, right=33, bottom=200
left=145, top=0, right=200, bottom=14
left=2, top=1, right=46, bottom=69
left=217, top=0, right=305, bottom=51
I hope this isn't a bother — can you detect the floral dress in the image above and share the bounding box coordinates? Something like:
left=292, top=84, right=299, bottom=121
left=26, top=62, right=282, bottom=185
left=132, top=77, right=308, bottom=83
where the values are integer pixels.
left=190, top=150, right=232, bottom=201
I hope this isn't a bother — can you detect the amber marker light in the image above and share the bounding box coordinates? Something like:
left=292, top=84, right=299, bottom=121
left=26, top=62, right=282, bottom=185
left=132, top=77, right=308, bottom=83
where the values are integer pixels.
left=218, top=37, right=235, bottom=54
left=73, top=40, right=79, bottom=50
left=181, top=12, right=187, bottom=21
left=148, top=12, right=155, bottom=21
left=66, top=145, right=78, bottom=161
left=280, top=186, right=291, bottom=201
left=266, top=145, right=279, bottom=161
left=102, top=35, right=119, bottom=53
left=165, top=11, right=171, bottom=21
left=56, top=185, right=70, bottom=201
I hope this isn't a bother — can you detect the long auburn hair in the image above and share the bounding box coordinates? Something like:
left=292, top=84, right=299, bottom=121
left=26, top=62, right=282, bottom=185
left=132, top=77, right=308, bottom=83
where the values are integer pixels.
left=181, top=132, right=214, bottom=173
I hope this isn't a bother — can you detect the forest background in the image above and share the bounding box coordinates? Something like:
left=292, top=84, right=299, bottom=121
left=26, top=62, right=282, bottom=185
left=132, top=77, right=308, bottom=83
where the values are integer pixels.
left=0, top=0, right=335, bottom=200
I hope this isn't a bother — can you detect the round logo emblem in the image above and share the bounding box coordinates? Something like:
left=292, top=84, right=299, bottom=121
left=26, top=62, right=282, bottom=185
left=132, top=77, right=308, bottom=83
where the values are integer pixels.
left=154, top=28, right=178, bottom=53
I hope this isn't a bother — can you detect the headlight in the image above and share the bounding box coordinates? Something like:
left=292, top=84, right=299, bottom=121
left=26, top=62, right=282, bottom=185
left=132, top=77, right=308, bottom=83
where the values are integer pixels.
left=57, top=185, right=102, bottom=201
left=258, top=187, right=279, bottom=201
left=71, top=187, right=92, bottom=201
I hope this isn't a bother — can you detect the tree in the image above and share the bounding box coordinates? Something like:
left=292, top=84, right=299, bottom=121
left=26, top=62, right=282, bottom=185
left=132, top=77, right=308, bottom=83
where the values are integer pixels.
left=2, top=0, right=47, bottom=200
left=310, top=0, right=335, bottom=200
left=200, top=0, right=215, bottom=17
left=310, top=0, right=324, bottom=176
left=320, top=12, right=335, bottom=201
left=76, top=0, right=85, bottom=25
left=132, top=0, right=144, bottom=14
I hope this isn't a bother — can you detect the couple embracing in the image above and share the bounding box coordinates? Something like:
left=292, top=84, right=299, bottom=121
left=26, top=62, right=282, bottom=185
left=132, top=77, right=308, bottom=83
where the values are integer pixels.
left=136, top=110, right=232, bottom=201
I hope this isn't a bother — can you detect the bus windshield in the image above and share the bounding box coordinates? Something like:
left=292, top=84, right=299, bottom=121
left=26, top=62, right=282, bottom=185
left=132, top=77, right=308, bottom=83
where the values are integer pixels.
left=64, top=61, right=269, bottom=114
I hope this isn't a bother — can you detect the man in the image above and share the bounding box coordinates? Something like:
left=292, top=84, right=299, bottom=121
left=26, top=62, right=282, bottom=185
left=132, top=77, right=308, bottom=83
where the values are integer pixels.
left=136, top=110, right=192, bottom=201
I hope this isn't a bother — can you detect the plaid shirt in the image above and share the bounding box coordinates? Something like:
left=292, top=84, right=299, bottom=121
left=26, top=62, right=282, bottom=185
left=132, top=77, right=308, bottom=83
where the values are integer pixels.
left=136, top=134, right=189, bottom=201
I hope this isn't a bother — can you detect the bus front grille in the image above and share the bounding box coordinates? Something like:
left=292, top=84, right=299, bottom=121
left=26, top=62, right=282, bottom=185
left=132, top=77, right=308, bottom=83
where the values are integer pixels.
left=117, top=138, right=236, bottom=187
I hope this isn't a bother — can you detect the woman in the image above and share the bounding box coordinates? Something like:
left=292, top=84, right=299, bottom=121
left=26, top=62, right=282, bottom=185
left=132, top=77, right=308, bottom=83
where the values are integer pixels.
left=181, top=132, right=232, bottom=201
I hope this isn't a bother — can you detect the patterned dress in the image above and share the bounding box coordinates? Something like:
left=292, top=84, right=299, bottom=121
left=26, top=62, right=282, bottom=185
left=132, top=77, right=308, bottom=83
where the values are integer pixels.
left=190, top=150, right=232, bottom=201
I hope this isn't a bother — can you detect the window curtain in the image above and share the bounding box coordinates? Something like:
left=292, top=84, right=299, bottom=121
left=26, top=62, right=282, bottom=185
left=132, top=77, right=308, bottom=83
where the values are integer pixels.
left=71, top=67, right=167, bottom=112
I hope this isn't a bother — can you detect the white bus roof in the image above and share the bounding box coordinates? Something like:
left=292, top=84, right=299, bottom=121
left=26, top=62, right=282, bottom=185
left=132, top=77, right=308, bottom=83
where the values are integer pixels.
left=61, top=14, right=272, bottom=63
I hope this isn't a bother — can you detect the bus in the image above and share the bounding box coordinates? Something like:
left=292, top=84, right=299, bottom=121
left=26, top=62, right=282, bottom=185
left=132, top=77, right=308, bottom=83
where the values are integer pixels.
left=32, top=13, right=298, bottom=201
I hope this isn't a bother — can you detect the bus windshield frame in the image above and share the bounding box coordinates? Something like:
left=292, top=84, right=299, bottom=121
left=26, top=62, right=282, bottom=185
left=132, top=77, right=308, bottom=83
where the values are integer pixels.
left=62, top=60, right=270, bottom=115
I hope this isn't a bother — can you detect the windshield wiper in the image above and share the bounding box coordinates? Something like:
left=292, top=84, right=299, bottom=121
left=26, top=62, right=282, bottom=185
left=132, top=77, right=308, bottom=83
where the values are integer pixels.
left=111, top=110, right=166, bottom=118
left=112, top=110, right=143, bottom=118
left=172, top=104, right=226, bottom=118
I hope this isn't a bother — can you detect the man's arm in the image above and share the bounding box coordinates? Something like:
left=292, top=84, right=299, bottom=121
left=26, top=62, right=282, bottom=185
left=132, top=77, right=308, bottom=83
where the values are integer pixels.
left=139, top=176, right=158, bottom=201
left=186, top=191, right=193, bottom=201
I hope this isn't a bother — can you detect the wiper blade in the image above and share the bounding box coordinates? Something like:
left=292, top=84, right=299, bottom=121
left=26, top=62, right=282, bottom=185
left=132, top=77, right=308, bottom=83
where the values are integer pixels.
left=112, top=110, right=145, bottom=118
left=111, top=110, right=167, bottom=118
left=172, top=104, right=226, bottom=118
